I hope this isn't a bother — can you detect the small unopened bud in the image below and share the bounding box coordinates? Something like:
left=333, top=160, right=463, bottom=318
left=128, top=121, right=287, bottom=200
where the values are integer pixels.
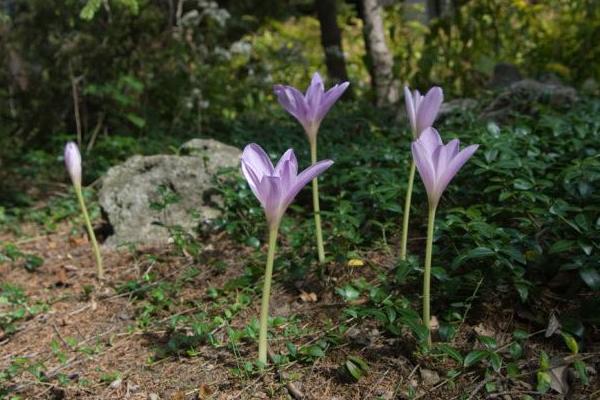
left=64, top=142, right=82, bottom=187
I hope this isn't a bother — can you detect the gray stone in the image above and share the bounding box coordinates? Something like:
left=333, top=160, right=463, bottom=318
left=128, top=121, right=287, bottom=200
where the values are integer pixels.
left=420, top=368, right=441, bottom=386
left=99, top=139, right=240, bottom=247
left=581, top=78, right=599, bottom=95
left=482, top=79, right=577, bottom=121
left=438, top=98, right=478, bottom=118
left=180, top=138, right=241, bottom=163
left=489, top=63, right=522, bottom=89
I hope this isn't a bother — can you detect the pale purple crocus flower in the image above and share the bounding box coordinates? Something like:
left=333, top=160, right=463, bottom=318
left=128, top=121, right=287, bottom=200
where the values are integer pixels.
left=411, top=128, right=479, bottom=208
left=273, top=72, right=349, bottom=141
left=400, top=86, right=444, bottom=261
left=404, top=86, right=444, bottom=138
left=63, top=141, right=104, bottom=280
left=241, top=143, right=333, bottom=364
left=411, top=127, right=478, bottom=346
left=64, top=142, right=82, bottom=187
left=241, top=143, right=334, bottom=228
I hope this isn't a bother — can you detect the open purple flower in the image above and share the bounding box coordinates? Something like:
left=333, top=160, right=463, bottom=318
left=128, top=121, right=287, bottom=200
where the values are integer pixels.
left=64, top=142, right=82, bottom=187
left=411, top=128, right=477, bottom=346
left=273, top=72, right=349, bottom=141
left=404, top=86, right=444, bottom=138
left=241, top=143, right=334, bottom=228
left=241, top=143, right=333, bottom=364
left=411, top=128, right=478, bottom=207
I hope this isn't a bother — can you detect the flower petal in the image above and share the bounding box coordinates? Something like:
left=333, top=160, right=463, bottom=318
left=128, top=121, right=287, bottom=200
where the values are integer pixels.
left=274, top=149, right=296, bottom=175
left=274, top=149, right=298, bottom=187
left=417, top=127, right=443, bottom=156
left=412, top=140, right=438, bottom=204
left=404, top=86, right=417, bottom=136
left=283, top=159, right=334, bottom=210
left=241, top=143, right=274, bottom=178
left=64, top=142, right=82, bottom=186
left=315, top=81, right=349, bottom=122
left=273, top=85, right=297, bottom=114
left=435, top=144, right=479, bottom=204
left=434, top=139, right=459, bottom=177
left=415, top=86, right=443, bottom=135
left=258, top=175, right=283, bottom=224
left=241, top=158, right=263, bottom=202
left=274, top=85, right=309, bottom=125
left=305, top=72, right=325, bottom=120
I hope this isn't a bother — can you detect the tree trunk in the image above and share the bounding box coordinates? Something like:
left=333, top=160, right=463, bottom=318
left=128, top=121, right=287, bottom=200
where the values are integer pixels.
left=315, top=0, right=350, bottom=85
left=426, top=0, right=443, bottom=20
left=359, top=0, right=399, bottom=106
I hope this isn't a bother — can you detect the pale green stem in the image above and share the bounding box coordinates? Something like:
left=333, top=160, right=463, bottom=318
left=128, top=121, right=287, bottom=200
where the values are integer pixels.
left=75, top=185, right=104, bottom=280
left=400, top=160, right=416, bottom=261
left=310, top=139, right=326, bottom=263
left=423, top=204, right=437, bottom=347
left=258, top=224, right=279, bottom=364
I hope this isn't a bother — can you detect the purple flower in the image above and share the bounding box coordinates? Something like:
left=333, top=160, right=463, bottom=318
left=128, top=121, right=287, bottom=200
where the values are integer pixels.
left=411, top=128, right=478, bottom=207
left=64, top=141, right=82, bottom=187
left=404, top=86, right=444, bottom=137
left=273, top=72, right=349, bottom=141
left=241, top=144, right=334, bottom=227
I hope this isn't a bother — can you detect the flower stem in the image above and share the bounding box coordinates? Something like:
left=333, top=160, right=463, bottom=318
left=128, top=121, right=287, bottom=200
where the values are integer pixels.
left=310, top=139, right=326, bottom=263
left=423, top=204, right=437, bottom=347
left=75, top=185, right=104, bottom=280
left=258, top=224, right=279, bottom=364
left=400, top=160, right=416, bottom=261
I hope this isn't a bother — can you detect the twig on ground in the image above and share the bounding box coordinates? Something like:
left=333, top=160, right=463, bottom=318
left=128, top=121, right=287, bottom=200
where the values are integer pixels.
left=453, top=276, right=483, bottom=344
left=51, top=323, right=74, bottom=350
left=467, top=377, right=491, bottom=400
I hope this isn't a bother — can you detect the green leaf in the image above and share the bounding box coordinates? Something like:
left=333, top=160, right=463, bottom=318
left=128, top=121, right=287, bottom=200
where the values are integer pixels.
left=301, top=345, right=325, bottom=358
left=431, top=267, right=450, bottom=281
left=478, top=335, right=497, bottom=349
left=539, top=351, right=550, bottom=370
left=573, top=360, right=589, bottom=385
left=485, top=380, right=496, bottom=393
left=126, top=113, right=146, bottom=128
left=488, top=352, right=502, bottom=372
left=336, top=285, right=360, bottom=301
left=345, top=359, right=364, bottom=381
left=513, top=329, right=529, bottom=340
left=509, top=342, right=523, bottom=359
left=464, top=350, right=489, bottom=367
left=245, top=237, right=260, bottom=249
left=537, top=371, right=551, bottom=393
left=436, top=343, right=463, bottom=363
left=451, top=247, right=495, bottom=269
left=515, top=283, right=529, bottom=302
left=549, top=240, right=575, bottom=254
left=80, top=0, right=102, bottom=20
left=24, top=255, right=44, bottom=272
left=579, top=268, right=600, bottom=290
left=347, top=355, right=369, bottom=372
left=285, top=342, right=297, bottom=357
left=513, top=179, right=533, bottom=190
left=487, top=122, right=500, bottom=136
left=561, top=332, right=579, bottom=354
left=506, top=362, right=520, bottom=378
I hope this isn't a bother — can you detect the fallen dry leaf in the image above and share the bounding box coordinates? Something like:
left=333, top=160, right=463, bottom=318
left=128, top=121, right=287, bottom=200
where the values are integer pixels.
left=299, top=290, right=318, bottom=303
left=198, top=383, right=213, bottom=399
left=549, top=365, right=569, bottom=394
left=347, top=259, right=364, bottom=268
left=170, top=391, right=185, bottom=400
